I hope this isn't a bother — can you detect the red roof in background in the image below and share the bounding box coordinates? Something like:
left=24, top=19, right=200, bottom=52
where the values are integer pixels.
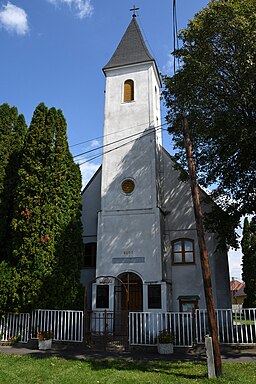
left=230, top=279, right=245, bottom=292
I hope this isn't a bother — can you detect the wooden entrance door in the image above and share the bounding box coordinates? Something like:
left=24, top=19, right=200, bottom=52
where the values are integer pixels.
left=114, top=272, right=143, bottom=335
left=117, top=272, right=143, bottom=311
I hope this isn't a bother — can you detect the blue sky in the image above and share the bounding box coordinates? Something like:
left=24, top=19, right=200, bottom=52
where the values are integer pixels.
left=0, top=0, right=242, bottom=280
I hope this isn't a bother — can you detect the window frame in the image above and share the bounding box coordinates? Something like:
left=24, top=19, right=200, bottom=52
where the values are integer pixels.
left=171, top=238, right=195, bottom=265
left=148, top=284, right=162, bottom=309
left=123, top=79, right=135, bottom=103
left=178, top=296, right=199, bottom=312
left=96, top=285, right=109, bottom=309
left=82, top=242, right=96, bottom=268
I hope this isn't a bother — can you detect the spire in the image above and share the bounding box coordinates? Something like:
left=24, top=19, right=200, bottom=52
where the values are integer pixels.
left=103, top=17, right=155, bottom=72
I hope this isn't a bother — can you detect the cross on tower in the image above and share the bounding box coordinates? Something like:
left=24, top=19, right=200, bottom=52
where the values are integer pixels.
left=130, top=5, right=139, bottom=17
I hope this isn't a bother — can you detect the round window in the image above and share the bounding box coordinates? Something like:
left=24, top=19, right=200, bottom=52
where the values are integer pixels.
left=121, top=179, right=135, bottom=194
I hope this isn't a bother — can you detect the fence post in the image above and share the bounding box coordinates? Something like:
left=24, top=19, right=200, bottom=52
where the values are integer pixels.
left=191, top=310, right=195, bottom=346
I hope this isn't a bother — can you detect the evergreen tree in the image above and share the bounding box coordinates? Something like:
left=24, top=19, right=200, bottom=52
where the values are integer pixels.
left=242, top=217, right=256, bottom=308
left=0, top=104, right=27, bottom=261
left=11, top=103, right=56, bottom=310
left=10, top=103, right=83, bottom=311
left=40, top=109, right=83, bottom=309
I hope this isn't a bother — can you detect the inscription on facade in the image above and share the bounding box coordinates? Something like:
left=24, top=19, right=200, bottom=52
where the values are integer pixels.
left=98, top=277, right=113, bottom=284
left=123, top=250, right=134, bottom=255
left=112, top=257, right=145, bottom=264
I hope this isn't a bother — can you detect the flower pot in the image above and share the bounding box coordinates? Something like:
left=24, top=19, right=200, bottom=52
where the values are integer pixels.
left=157, top=343, right=174, bottom=354
left=38, top=339, right=52, bottom=350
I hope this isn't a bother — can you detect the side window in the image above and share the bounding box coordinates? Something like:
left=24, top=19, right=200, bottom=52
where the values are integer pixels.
left=96, top=285, right=109, bottom=308
left=148, top=284, right=162, bottom=309
left=172, top=239, right=195, bottom=264
left=155, top=86, right=158, bottom=110
left=82, top=242, right=96, bottom=268
left=123, top=79, right=134, bottom=102
left=178, top=296, right=199, bottom=312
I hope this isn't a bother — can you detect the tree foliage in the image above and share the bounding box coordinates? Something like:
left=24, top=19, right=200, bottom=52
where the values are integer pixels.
left=0, top=104, right=27, bottom=261
left=163, top=0, right=256, bottom=224
left=241, top=217, right=256, bottom=308
left=0, top=103, right=83, bottom=312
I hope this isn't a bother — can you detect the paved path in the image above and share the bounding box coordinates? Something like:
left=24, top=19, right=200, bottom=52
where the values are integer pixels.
left=0, top=344, right=256, bottom=363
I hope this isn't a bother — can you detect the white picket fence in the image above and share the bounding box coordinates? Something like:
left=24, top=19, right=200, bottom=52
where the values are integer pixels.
left=0, top=312, right=30, bottom=343
left=129, top=312, right=193, bottom=347
left=31, top=309, right=84, bottom=342
left=196, top=308, right=256, bottom=345
left=1, top=308, right=256, bottom=346
left=0, top=309, right=83, bottom=343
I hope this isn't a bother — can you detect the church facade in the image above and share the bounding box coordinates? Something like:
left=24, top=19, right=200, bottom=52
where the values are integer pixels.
left=81, top=16, right=231, bottom=316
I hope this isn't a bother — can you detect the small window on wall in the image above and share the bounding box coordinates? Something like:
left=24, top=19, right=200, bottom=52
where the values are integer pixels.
left=172, top=239, right=195, bottom=264
left=96, top=285, right=109, bottom=308
left=178, top=296, right=199, bottom=312
left=148, top=284, right=162, bottom=309
left=82, top=243, right=96, bottom=268
left=123, top=79, right=134, bottom=102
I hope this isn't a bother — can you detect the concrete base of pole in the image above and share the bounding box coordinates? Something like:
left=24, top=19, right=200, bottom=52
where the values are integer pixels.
left=205, top=335, right=216, bottom=378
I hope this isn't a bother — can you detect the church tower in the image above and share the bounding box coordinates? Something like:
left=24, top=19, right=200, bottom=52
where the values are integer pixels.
left=92, top=15, right=169, bottom=313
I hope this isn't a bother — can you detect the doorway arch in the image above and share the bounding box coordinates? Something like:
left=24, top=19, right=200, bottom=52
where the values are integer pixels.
left=115, top=272, right=143, bottom=312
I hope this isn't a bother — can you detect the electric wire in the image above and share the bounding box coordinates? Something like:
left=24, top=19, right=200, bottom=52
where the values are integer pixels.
left=74, top=121, right=168, bottom=159
left=78, top=125, right=166, bottom=166
left=69, top=119, right=160, bottom=148
left=172, top=0, right=180, bottom=74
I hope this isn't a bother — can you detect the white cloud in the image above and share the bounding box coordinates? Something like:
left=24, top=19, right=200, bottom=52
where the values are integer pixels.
left=162, top=53, right=174, bottom=75
left=90, top=139, right=100, bottom=148
left=79, top=161, right=100, bottom=189
left=0, top=2, right=29, bottom=35
left=48, top=0, right=93, bottom=19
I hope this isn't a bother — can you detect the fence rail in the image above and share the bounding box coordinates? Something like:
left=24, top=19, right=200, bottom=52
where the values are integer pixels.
left=196, top=308, right=256, bottom=345
left=1, top=308, right=256, bottom=346
left=31, top=309, right=84, bottom=342
left=129, top=312, right=193, bottom=347
left=0, top=313, right=30, bottom=343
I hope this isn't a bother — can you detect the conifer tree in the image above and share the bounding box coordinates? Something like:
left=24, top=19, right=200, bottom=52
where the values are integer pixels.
left=242, top=217, right=256, bottom=308
left=11, top=103, right=56, bottom=310
left=40, top=109, right=83, bottom=309
left=11, top=103, right=83, bottom=311
left=0, top=104, right=27, bottom=261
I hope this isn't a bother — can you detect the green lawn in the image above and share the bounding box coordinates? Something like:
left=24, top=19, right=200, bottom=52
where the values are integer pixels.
left=0, top=353, right=255, bottom=384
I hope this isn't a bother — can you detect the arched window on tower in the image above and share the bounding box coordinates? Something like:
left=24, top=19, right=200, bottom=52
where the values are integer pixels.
left=123, top=79, right=134, bottom=102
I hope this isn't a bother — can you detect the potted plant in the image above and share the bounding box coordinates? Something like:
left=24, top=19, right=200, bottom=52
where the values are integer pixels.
left=37, top=330, right=54, bottom=350
left=157, top=329, right=175, bottom=354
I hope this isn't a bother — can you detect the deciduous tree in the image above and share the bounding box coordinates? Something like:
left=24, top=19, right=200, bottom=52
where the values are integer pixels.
left=163, top=0, right=256, bottom=229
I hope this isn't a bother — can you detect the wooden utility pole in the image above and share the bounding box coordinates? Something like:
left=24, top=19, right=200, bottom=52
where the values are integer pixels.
left=182, top=114, right=222, bottom=377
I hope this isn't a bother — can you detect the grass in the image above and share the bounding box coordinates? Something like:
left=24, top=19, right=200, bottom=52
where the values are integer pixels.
left=0, top=353, right=256, bottom=384
left=233, top=318, right=256, bottom=325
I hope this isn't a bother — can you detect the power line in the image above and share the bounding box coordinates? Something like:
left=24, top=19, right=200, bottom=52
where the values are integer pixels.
left=172, top=0, right=180, bottom=74
left=70, top=119, right=159, bottom=148
left=78, top=125, right=166, bottom=166
left=74, top=121, right=168, bottom=159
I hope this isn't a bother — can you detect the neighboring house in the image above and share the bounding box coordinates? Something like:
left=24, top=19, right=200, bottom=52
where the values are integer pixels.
left=230, top=279, right=247, bottom=308
left=80, top=15, right=231, bottom=321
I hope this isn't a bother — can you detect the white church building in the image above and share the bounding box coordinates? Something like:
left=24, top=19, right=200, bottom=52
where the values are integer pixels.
left=81, top=16, right=231, bottom=319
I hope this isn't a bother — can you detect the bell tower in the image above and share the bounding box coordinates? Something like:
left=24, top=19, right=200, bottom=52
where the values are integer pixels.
left=94, top=15, right=168, bottom=312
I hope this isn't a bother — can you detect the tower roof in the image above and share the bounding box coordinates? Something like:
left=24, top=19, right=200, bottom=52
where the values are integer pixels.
left=103, top=17, right=155, bottom=72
